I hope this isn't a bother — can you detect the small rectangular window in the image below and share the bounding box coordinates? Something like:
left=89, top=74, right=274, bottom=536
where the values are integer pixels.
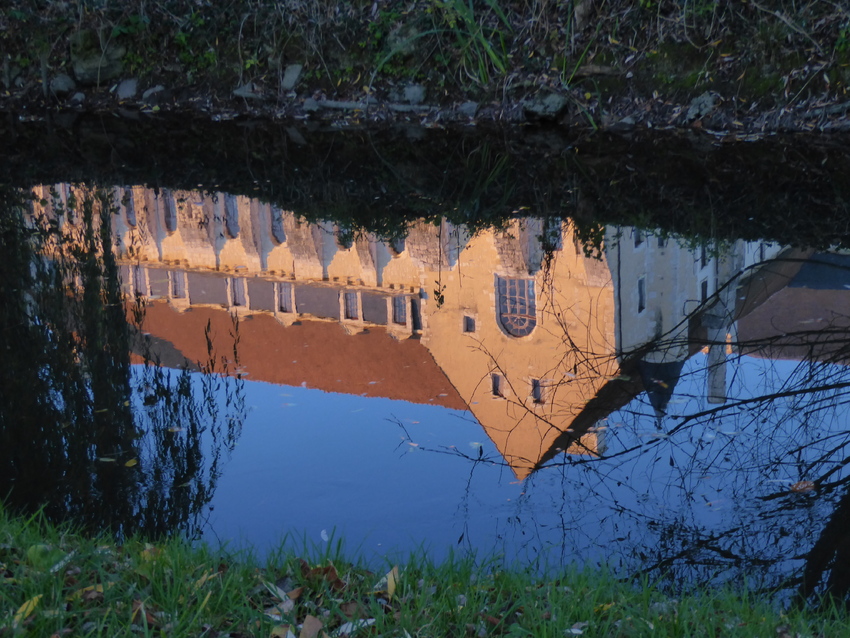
left=463, top=315, right=476, bottom=333
left=278, top=282, right=294, bottom=313
left=225, top=194, right=240, bottom=238
left=392, top=296, right=407, bottom=324
left=701, top=279, right=709, bottom=303
left=637, top=277, right=646, bottom=313
left=700, top=245, right=708, bottom=269
left=162, top=190, right=177, bottom=233
left=132, top=266, right=147, bottom=297
left=531, top=379, right=545, bottom=404
left=657, top=236, right=665, bottom=248
left=123, top=188, right=137, bottom=226
left=344, top=291, right=359, bottom=320
left=410, top=298, right=422, bottom=332
left=230, top=278, right=246, bottom=307
left=491, top=373, right=504, bottom=397
left=634, top=229, right=644, bottom=247
left=169, top=271, right=186, bottom=299
left=270, top=205, right=286, bottom=244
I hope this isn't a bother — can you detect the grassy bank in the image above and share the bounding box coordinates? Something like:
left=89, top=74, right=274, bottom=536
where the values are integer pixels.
left=0, top=504, right=846, bottom=637
left=0, top=1, right=848, bottom=128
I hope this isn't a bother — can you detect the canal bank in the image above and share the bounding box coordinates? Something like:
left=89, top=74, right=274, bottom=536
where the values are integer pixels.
left=1, top=503, right=847, bottom=636
left=1, top=1, right=849, bottom=134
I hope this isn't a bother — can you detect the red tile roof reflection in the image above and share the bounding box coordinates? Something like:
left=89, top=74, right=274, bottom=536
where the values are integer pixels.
left=131, top=301, right=467, bottom=410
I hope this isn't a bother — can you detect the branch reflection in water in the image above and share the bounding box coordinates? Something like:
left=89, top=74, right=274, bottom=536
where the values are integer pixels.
left=388, top=228, right=850, bottom=605
left=0, top=186, right=245, bottom=541
left=493, top=234, right=850, bottom=604
left=10, top=180, right=850, bottom=606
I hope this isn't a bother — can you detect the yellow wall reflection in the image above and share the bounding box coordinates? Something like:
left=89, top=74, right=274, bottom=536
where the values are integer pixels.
left=32, top=185, right=616, bottom=478
left=34, top=183, right=797, bottom=479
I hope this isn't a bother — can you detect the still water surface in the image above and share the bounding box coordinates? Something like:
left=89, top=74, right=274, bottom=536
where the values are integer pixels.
left=4, top=179, right=850, bottom=603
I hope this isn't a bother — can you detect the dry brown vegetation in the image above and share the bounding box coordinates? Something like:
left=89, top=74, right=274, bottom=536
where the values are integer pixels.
left=0, top=1, right=848, bottom=129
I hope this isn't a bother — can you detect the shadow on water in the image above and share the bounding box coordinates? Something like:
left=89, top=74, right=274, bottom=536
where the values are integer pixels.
left=2, top=113, right=850, bottom=251
left=0, top=186, right=246, bottom=541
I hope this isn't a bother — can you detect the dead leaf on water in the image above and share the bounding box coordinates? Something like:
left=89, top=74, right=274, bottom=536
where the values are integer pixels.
left=790, top=480, right=816, bottom=493
left=124, top=458, right=138, bottom=467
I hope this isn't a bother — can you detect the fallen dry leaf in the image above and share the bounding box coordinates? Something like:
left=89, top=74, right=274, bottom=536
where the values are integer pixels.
left=288, top=586, right=304, bottom=600
left=480, top=613, right=502, bottom=626
left=131, top=599, right=162, bottom=627
left=194, top=569, right=219, bottom=591
left=68, top=583, right=113, bottom=601
left=140, top=544, right=162, bottom=561
left=264, top=598, right=295, bottom=621
left=387, top=565, right=399, bottom=601
left=14, top=594, right=42, bottom=627
left=299, top=559, right=346, bottom=592
left=336, top=618, right=376, bottom=636
left=264, top=580, right=291, bottom=601
left=339, top=601, right=366, bottom=619
left=299, top=614, right=324, bottom=638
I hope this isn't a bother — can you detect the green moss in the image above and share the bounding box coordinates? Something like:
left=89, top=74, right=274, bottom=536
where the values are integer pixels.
left=631, top=41, right=712, bottom=97
left=736, top=69, right=782, bottom=102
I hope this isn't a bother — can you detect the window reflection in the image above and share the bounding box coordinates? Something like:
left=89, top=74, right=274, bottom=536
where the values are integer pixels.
left=496, top=276, right=536, bottom=337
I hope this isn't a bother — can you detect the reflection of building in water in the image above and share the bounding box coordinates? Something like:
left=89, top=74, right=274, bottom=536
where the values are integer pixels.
left=605, top=226, right=787, bottom=415
left=35, top=184, right=827, bottom=477
left=32, top=184, right=618, bottom=479
left=737, top=252, right=850, bottom=364
left=419, top=219, right=618, bottom=478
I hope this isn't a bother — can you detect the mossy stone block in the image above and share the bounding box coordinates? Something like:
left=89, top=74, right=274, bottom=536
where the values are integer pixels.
left=70, top=28, right=126, bottom=85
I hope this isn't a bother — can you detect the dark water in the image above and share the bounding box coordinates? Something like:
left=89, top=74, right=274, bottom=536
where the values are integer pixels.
left=3, top=125, right=850, bottom=603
